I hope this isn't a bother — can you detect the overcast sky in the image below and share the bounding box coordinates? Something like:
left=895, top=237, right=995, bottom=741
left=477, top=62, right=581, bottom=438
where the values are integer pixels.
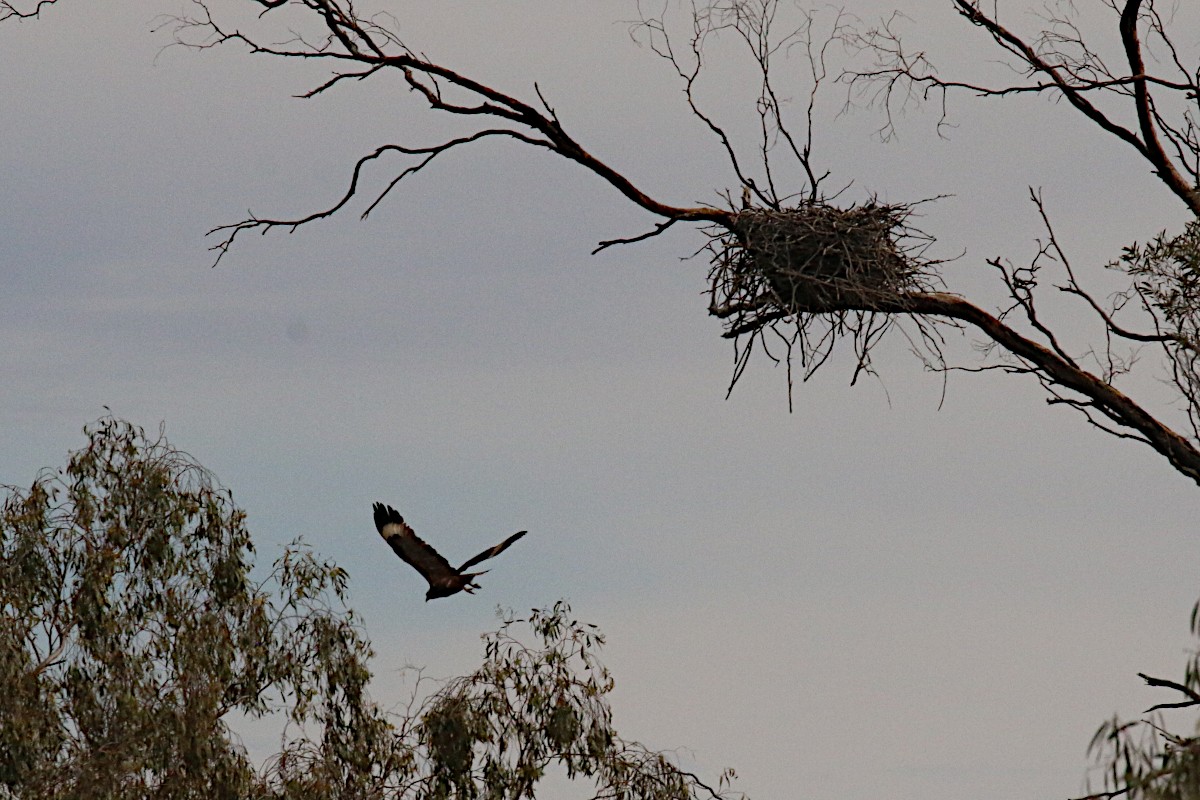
left=3, top=2, right=1199, bottom=799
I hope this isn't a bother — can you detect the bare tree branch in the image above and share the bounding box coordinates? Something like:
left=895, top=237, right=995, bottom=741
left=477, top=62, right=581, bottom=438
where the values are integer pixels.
left=0, top=0, right=59, bottom=21
left=845, top=289, right=1200, bottom=484
left=173, top=0, right=731, bottom=266
left=1138, top=671, right=1200, bottom=712
left=848, top=1, right=1200, bottom=214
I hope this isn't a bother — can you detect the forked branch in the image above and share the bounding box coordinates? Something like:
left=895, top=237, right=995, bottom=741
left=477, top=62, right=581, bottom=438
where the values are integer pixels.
left=848, top=0, right=1200, bottom=215
left=174, top=0, right=730, bottom=264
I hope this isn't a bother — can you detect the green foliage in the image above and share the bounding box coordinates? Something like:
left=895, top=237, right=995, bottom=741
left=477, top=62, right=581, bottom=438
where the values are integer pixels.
left=1111, top=222, right=1200, bottom=431
left=1082, top=601, right=1200, bottom=800
left=1, top=418, right=740, bottom=800
left=0, top=418, right=396, bottom=798
left=406, top=602, right=735, bottom=800
left=1086, top=715, right=1200, bottom=800
left=1114, top=221, right=1200, bottom=346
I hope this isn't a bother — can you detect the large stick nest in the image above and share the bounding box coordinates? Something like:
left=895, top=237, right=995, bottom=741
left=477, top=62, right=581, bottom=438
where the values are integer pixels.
left=707, top=200, right=946, bottom=393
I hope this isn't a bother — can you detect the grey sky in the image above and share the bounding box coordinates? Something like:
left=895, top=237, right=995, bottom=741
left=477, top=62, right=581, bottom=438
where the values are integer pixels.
left=3, top=2, right=1199, bottom=799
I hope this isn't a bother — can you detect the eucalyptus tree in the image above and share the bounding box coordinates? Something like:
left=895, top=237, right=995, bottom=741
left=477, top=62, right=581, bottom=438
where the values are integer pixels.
left=0, top=419, right=737, bottom=800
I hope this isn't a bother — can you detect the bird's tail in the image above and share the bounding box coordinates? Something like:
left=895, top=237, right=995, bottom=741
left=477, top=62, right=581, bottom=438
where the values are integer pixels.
left=462, top=570, right=489, bottom=593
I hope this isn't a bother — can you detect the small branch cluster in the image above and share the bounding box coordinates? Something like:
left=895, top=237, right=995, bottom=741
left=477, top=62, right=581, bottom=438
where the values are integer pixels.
left=631, top=0, right=848, bottom=208
left=1074, top=602, right=1200, bottom=800
left=846, top=0, right=1200, bottom=216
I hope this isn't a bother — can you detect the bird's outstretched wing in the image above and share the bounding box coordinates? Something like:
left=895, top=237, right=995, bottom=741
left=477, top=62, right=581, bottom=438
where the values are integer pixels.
left=372, top=502, right=457, bottom=584
left=457, top=529, right=528, bottom=573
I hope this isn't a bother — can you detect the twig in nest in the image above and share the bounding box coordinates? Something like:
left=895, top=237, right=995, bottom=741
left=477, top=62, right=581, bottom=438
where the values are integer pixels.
left=706, top=198, right=947, bottom=398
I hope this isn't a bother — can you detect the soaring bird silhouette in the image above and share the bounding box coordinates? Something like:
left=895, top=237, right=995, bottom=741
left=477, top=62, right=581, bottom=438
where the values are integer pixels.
left=372, top=502, right=527, bottom=601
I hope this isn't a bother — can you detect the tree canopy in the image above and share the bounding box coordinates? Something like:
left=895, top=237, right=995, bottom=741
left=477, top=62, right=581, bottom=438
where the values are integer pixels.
left=0, top=419, right=738, bottom=800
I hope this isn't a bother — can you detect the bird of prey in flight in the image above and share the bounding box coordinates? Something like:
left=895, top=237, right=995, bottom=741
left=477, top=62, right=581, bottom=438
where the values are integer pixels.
left=372, top=502, right=527, bottom=601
